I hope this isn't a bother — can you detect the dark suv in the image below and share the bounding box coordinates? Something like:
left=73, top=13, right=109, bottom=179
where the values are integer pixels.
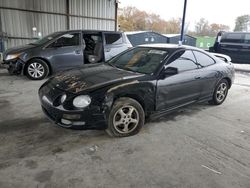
left=210, top=31, right=250, bottom=64
left=2, top=30, right=131, bottom=80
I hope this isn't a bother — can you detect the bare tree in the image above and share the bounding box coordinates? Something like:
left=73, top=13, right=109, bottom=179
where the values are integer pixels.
left=118, top=7, right=229, bottom=37
left=165, top=18, right=181, bottom=34
left=118, top=6, right=172, bottom=33
left=234, top=15, right=250, bottom=32
left=194, top=18, right=230, bottom=36
left=195, top=18, right=210, bottom=36
left=210, top=23, right=230, bottom=35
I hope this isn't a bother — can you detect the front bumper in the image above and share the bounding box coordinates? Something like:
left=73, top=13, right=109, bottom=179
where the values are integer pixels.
left=39, top=91, right=107, bottom=130
left=3, top=59, right=24, bottom=75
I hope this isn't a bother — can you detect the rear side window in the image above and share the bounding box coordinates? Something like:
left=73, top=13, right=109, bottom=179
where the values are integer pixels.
left=167, top=50, right=198, bottom=72
left=193, top=51, right=215, bottom=67
left=105, top=33, right=123, bottom=45
left=49, top=33, right=80, bottom=47
left=244, top=34, right=250, bottom=44
left=221, top=33, right=243, bottom=43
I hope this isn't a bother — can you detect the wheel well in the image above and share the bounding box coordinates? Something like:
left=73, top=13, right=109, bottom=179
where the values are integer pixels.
left=24, top=57, right=53, bottom=75
left=114, top=94, right=146, bottom=113
left=223, top=77, right=232, bottom=88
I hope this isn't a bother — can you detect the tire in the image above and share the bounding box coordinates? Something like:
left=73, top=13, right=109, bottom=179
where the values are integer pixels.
left=106, top=97, right=145, bottom=137
left=25, top=59, right=49, bottom=80
left=209, top=79, right=229, bottom=105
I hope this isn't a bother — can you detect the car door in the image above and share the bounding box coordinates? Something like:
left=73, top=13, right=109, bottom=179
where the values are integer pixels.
left=156, top=50, right=202, bottom=111
left=240, top=33, right=250, bottom=64
left=218, top=33, right=243, bottom=63
left=44, top=32, right=84, bottom=71
left=192, top=50, right=219, bottom=100
left=103, top=32, right=129, bottom=61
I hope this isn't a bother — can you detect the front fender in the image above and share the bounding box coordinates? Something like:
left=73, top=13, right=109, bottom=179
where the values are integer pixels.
left=102, top=81, right=156, bottom=116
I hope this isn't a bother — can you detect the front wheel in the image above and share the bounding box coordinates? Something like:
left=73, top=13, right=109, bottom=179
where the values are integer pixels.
left=209, top=79, right=229, bottom=105
left=106, top=97, right=145, bottom=137
left=25, top=59, right=49, bottom=80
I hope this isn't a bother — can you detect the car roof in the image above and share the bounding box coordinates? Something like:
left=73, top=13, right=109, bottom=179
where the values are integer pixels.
left=138, top=43, right=201, bottom=51
left=138, top=43, right=216, bottom=59
left=56, top=30, right=122, bottom=34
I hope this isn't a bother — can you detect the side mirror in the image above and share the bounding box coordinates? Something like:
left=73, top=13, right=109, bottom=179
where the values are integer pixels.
left=164, top=67, right=178, bottom=75
left=161, top=67, right=178, bottom=78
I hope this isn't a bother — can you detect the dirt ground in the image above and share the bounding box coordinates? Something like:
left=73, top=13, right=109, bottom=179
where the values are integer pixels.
left=0, top=68, right=250, bottom=188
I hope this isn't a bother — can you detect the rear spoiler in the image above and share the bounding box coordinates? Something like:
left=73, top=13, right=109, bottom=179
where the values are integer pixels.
left=210, top=53, right=231, bottom=63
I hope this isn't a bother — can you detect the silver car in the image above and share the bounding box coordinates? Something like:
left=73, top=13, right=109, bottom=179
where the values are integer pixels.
left=2, top=30, right=132, bottom=80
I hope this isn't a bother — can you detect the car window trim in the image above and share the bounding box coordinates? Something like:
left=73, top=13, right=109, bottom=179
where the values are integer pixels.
left=192, top=50, right=216, bottom=68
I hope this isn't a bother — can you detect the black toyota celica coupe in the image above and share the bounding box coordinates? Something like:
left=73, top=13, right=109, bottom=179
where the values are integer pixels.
left=39, top=44, right=235, bottom=137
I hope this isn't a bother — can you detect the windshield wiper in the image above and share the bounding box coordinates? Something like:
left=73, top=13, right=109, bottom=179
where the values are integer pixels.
left=118, top=66, right=137, bottom=73
left=107, top=62, right=137, bottom=73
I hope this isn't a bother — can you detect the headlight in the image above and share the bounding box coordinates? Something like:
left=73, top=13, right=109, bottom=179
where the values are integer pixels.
left=5, top=53, right=21, bottom=61
left=73, top=95, right=91, bottom=108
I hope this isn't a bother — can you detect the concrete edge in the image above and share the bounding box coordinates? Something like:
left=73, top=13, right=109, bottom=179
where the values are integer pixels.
left=234, top=68, right=250, bottom=73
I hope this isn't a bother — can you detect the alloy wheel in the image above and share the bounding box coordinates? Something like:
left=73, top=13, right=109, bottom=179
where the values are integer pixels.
left=28, top=62, right=45, bottom=78
left=113, top=105, right=139, bottom=134
left=216, top=82, right=228, bottom=103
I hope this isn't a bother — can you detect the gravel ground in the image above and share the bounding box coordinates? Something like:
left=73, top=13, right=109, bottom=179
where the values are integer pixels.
left=0, top=69, right=250, bottom=188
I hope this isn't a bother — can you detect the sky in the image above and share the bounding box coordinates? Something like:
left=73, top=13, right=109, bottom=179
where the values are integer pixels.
left=119, top=0, right=250, bottom=31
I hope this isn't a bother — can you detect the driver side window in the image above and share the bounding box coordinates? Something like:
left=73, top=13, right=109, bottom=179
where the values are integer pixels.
left=167, top=50, right=198, bottom=72
left=48, top=33, right=80, bottom=48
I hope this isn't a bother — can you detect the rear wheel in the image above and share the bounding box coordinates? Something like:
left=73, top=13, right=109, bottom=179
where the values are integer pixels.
left=209, top=79, right=229, bottom=105
left=25, top=59, right=49, bottom=80
left=106, top=97, right=145, bottom=137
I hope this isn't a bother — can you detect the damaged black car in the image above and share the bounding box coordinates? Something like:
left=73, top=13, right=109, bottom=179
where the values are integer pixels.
left=39, top=44, right=235, bottom=137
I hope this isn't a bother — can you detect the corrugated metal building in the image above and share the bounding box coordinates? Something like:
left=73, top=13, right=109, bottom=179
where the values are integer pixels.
left=0, top=0, right=118, bottom=51
left=163, top=34, right=196, bottom=46
left=125, top=31, right=197, bottom=47
left=125, top=31, right=167, bottom=46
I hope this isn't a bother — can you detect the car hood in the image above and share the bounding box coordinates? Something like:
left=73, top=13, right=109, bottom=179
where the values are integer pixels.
left=50, top=64, right=144, bottom=93
left=3, top=44, right=35, bottom=56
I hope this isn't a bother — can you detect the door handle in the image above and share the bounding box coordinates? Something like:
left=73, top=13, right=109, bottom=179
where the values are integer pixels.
left=195, top=76, right=201, bottom=79
left=75, top=50, right=81, bottom=54
left=105, top=48, right=111, bottom=52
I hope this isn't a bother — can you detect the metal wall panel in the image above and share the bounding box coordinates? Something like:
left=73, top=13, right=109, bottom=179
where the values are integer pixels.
left=69, top=0, right=116, bottom=31
left=69, top=0, right=115, bottom=19
left=0, top=0, right=66, bottom=13
left=0, top=0, right=116, bottom=49
left=69, top=17, right=115, bottom=31
left=0, top=9, right=66, bottom=37
left=4, top=39, right=35, bottom=49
